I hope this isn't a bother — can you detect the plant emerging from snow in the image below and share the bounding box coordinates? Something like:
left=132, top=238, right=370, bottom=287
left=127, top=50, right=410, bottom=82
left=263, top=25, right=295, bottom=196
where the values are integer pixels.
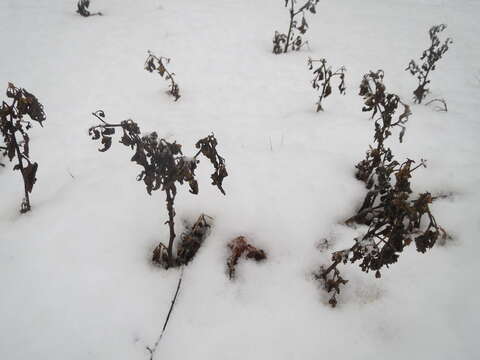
left=0, top=83, right=46, bottom=213
left=317, top=159, right=443, bottom=307
left=308, top=57, right=346, bottom=112
left=145, top=51, right=181, bottom=101
left=76, top=0, right=102, bottom=17
left=355, top=70, right=411, bottom=186
left=405, top=24, right=452, bottom=103
left=316, top=72, right=444, bottom=307
left=272, top=0, right=319, bottom=54
left=88, top=110, right=227, bottom=268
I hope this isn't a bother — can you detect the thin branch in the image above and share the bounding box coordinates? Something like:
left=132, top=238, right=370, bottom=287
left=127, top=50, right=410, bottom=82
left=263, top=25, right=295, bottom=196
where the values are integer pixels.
left=425, top=98, right=448, bottom=112
left=147, top=267, right=184, bottom=360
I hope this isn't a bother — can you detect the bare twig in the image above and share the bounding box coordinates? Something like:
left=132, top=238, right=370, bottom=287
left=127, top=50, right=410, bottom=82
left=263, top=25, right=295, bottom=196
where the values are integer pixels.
left=425, top=98, right=448, bottom=112
left=146, top=267, right=184, bottom=360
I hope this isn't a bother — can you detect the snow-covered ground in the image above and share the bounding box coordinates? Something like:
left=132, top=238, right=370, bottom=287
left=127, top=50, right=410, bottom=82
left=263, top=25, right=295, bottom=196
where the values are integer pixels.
left=1, top=0, right=479, bottom=359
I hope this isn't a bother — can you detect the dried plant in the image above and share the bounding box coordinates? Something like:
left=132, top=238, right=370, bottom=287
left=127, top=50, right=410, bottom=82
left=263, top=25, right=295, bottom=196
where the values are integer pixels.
left=145, top=51, right=180, bottom=101
left=88, top=111, right=227, bottom=268
left=308, top=58, right=346, bottom=112
left=315, top=71, right=445, bottom=307
left=355, top=70, right=411, bottom=187
left=0, top=83, right=46, bottom=213
left=76, top=0, right=102, bottom=17
left=317, top=160, right=443, bottom=307
left=174, top=214, right=211, bottom=266
left=406, top=24, right=452, bottom=103
left=227, top=236, right=267, bottom=279
left=273, top=0, right=319, bottom=54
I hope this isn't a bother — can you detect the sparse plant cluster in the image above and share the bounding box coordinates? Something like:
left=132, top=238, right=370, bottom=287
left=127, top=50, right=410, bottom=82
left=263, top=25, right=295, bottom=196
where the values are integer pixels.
left=308, top=58, right=346, bottom=112
left=145, top=51, right=181, bottom=101
left=76, top=0, right=102, bottom=17
left=0, top=1, right=457, bottom=319
left=88, top=110, right=227, bottom=268
left=273, top=0, right=319, bottom=54
left=406, top=24, right=452, bottom=104
left=0, top=83, right=46, bottom=213
left=315, top=72, right=445, bottom=307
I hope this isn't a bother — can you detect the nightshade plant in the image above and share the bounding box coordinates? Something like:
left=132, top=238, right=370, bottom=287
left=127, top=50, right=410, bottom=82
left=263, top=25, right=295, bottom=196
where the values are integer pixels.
left=273, top=0, right=320, bottom=54
left=317, top=161, right=442, bottom=307
left=355, top=70, right=411, bottom=187
left=0, top=83, right=46, bottom=213
left=88, top=110, right=227, bottom=268
left=76, top=0, right=102, bottom=17
left=315, top=71, right=443, bottom=307
left=145, top=51, right=181, bottom=101
left=405, top=24, right=452, bottom=103
left=308, top=58, right=346, bottom=112
left=315, top=70, right=446, bottom=307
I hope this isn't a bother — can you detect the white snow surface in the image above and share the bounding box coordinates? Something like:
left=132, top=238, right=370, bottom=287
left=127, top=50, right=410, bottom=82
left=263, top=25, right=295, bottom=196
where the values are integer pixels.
left=1, top=0, right=479, bottom=359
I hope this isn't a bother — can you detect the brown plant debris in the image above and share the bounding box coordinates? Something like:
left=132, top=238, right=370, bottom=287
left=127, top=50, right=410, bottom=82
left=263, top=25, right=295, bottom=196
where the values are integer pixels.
left=176, top=214, right=212, bottom=266
left=227, top=236, right=267, bottom=279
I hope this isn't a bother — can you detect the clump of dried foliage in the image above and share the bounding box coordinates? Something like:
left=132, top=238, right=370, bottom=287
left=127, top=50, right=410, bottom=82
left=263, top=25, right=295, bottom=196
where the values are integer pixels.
left=145, top=51, right=181, bottom=101
left=89, top=110, right=227, bottom=268
left=227, top=236, right=267, bottom=279
left=316, top=161, right=443, bottom=307
left=406, top=24, right=452, bottom=103
left=76, top=0, right=102, bottom=17
left=0, top=83, right=46, bottom=213
left=173, top=214, right=212, bottom=266
left=308, top=58, right=346, bottom=112
left=273, top=0, right=319, bottom=54
left=315, top=72, right=444, bottom=307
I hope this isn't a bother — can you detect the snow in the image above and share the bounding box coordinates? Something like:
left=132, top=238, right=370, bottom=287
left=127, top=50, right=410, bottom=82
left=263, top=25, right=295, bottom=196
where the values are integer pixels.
left=1, top=0, right=479, bottom=359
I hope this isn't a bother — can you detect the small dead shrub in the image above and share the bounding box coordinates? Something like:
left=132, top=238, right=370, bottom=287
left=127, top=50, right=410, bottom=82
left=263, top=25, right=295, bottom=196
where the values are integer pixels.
left=316, top=160, right=443, bottom=307
left=89, top=111, right=227, bottom=268
left=227, top=236, right=267, bottom=279
left=308, top=58, right=346, bottom=112
left=273, top=0, right=319, bottom=54
left=145, top=51, right=181, bottom=101
left=315, top=71, right=445, bottom=307
left=406, top=24, right=452, bottom=103
left=0, top=83, right=46, bottom=213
